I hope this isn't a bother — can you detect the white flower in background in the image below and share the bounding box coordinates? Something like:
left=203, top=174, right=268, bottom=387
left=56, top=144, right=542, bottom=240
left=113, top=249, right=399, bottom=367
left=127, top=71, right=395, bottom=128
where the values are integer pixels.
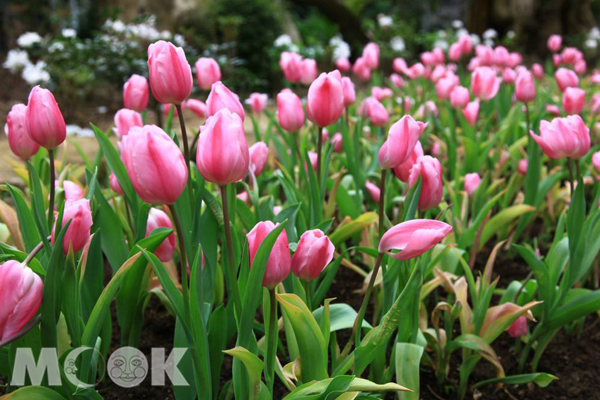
left=589, top=27, right=600, bottom=40
left=438, top=30, right=447, bottom=39
left=434, top=39, right=448, bottom=51
left=66, top=125, right=95, bottom=138
left=483, top=29, right=497, bottom=40
left=390, top=36, right=405, bottom=52
left=274, top=34, right=293, bottom=48
left=507, top=30, right=515, bottom=39
left=17, top=32, right=42, bottom=48
left=111, top=20, right=126, bottom=33
left=585, top=39, right=598, bottom=49
left=484, top=39, right=494, bottom=47
left=160, top=30, right=171, bottom=39
left=330, top=35, right=351, bottom=60
left=97, top=106, right=108, bottom=114
left=22, top=61, right=50, bottom=85
left=173, top=34, right=187, bottom=47
left=457, top=28, right=469, bottom=38
left=378, top=14, right=393, bottom=28
left=3, top=50, right=30, bottom=72
left=452, top=20, right=464, bottom=29
left=61, top=28, right=76, bottom=38
left=470, top=34, right=481, bottom=45
left=48, top=42, right=65, bottom=53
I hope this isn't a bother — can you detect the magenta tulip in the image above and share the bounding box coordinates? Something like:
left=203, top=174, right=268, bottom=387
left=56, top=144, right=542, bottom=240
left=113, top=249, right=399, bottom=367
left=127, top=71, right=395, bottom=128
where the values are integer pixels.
left=408, top=156, right=444, bottom=210
left=245, top=93, right=268, bottom=114
left=379, top=219, right=452, bottom=260
left=307, top=71, right=344, bottom=127
left=120, top=125, right=188, bottom=204
left=517, top=159, right=528, bottom=176
left=365, top=180, right=381, bottom=202
left=547, top=34, right=562, bottom=52
left=184, top=99, right=208, bottom=119
left=280, top=52, right=303, bottom=83
left=393, top=141, right=424, bottom=183
left=6, top=104, right=39, bottom=160
left=247, top=221, right=291, bottom=289
left=515, top=71, right=536, bottom=103
left=249, top=141, right=269, bottom=176
left=360, top=97, right=389, bottom=127
left=562, top=87, right=585, bottom=115
left=462, top=99, right=480, bottom=126
left=335, top=58, right=351, bottom=73
left=450, top=86, right=470, bottom=109
left=0, top=261, right=43, bottom=344
left=378, top=115, right=426, bottom=170
left=554, top=68, right=579, bottom=92
left=196, top=109, right=249, bottom=185
left=464, top=173, right=481, bottom=196
left=52, top=198, right=93, bottom=254
left=331, top=133, right=343, bottom=153
left=147, top=41, right=193, bottom=105
left=276, top=89, right=304, bottom=132
left=291, top=229, right=334, bottom=281
left=109, top=172, right=124, bottom=195
left=146, top=208, right=176, bottom=262
left=26, top=86, right=66, bottom=149
left=362, top=42, right=380, bottom=69
left=206, top=81, right=245, bottom=120
left=530, top=115, right=590, bottom=159
left=114, top=108, right=143, bottom=138
left=507, top=316, right=528, bottom=338
left=194, top=57, right=221, bottom=90
left=471, top=67, right=501, bottom=100
left=342, top=77, right=356, bottom=106
left=123, top=74, right=150, bottom=112
left=56, top=180, right=84, bottom=202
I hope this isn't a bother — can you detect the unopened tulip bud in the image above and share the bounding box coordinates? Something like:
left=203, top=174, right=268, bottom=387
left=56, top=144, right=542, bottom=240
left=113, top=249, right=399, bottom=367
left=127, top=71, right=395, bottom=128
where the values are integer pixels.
left=114, top=109, right=143, bottom=138
left=562, top=87, right=585, bottom=115
left=379, top=219, right=452, bottom=260
left=291, top=229, right=334, bottom=281
left=365, top=181, right=381, bottom=202
left=123, top=74, right=150, bottom=112
left=194, top=57, right=221, bottom=90
left=206, top=81, right=245, bottom=120
left=464, top=173, right=481, bottom=196
left=277, top=89, right=304, bottom=132
left=307, top=71, right=344, bottom=127
left=146, top=208, right=176, bottom=262
left=507, top=316, right=527, bottom=338
left=547, top=34, right=562, bottom=52
left=247, top=221, right=291, bottom=289
left=26, top=86, right=66, bottom=149
left=6, top=103, right=39, bottom=160
left=378, top=115, right=426, bottom=170
left=515, top=71, right=536, bottom=103
left=408, top=156, right=444, bottom=210
left=147, top=41, right=193, bottom=105
left=52, top=199, right=93, bottom=254
left=249, top=141, right=269, bottom=176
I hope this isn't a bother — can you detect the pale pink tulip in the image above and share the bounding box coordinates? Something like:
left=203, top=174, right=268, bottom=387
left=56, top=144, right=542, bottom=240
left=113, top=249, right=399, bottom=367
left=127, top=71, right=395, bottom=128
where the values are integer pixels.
left=206, top=81, right=245, bottom=120
left=531, top=115, right=590, bottom=159
left=277, top=89, right=304, bottom=132
left=194, top=57, right=221, bottom=90
left=114, top=109, right=143, bottom=138
left=26, top=86, right=66, bottom=149
left=379, top=219, right=452, bottom=260
left=147, top=41, right=193, bottom=105
left=291, top=229, right=334, bottom=281
left=378, top=115, right=426, bottom=169
left=146, top=208, right=176, bottom=262
left=5, top=103, right=39, bottom=160
left=408, top=156, right=444, bottom=210
left=247, top=221, right=291, bottom=289
left=123, top=74, right=149, bottom=112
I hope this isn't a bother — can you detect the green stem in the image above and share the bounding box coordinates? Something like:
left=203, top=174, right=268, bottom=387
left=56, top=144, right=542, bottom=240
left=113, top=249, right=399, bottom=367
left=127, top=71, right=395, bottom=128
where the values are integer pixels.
left=316, top=125, right=323, bottom=185
left=378, top=169, right=387, bottom=239
left=219, top=185, right=243, bottom=320
left=354, top=252, right=384, bottom=347
left=265, top=288, right=278, bottom=395
left=176, top=104, right=195, bottom=207
left=169, top=204, right=190, bottom=323
left=303, top=280, right=312, bottom=310
left=48, top=149, right=55, bottom=229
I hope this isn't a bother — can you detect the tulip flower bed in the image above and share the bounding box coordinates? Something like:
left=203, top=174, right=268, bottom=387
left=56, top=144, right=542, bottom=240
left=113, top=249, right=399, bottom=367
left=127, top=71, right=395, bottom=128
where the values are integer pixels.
left=2, top=31, right=600, bottom=400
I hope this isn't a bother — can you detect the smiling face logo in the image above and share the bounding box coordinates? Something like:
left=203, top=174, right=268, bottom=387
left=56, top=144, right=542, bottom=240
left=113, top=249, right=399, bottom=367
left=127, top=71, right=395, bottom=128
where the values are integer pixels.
left=107, top=347, right=148, bottom=388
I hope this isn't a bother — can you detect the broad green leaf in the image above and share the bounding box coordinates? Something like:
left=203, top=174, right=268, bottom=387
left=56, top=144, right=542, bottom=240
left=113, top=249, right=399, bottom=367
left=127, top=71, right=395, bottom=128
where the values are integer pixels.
left=480, top=205, right=535, bottom=248
left=395, top=343, right=423, bottom=400
left=284, top=376, right=410, bottom=398
left=472, top=373, right=558, bottom=390
left=224, top=347, right=269, bottom=400
left=313, top=303, right=372, bottom=332
left=329, top=212, right=378, bottom=246
left=0, top=386, right=66, bottom=400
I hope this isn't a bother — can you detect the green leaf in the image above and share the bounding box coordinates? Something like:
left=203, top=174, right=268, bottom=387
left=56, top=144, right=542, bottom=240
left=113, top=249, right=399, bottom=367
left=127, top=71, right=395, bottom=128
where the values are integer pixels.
left=329, top=212, right=378, bottom=246
left=472, top=373, right=557, bottom=390
left=6, top=184, right=41, bottom=252
left=313, top=303, right=372, bottom=332
left=395, top=343, right=424, bottom=400
left=480, top=205, right=536, bottom=248
left=223, top=347, right=268, bottom=400
left=0, top=386, right=66, bottom=400
left=547, top=289, right=600, bottom=329
left=284, top=376, right=410, bottom=399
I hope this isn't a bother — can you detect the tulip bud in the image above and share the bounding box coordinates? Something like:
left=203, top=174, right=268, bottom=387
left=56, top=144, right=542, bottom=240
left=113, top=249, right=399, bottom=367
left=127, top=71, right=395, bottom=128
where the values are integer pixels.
left=554, top=68, right=579, bottom=92
left=547, top=34, right=562, bottom=52
left=120, top=125, right=188, bottom=204
left=436, top=75, right=459, bottom=100
left=517, top=159, right=528, bottom=176
left=206, top=81, right=245, bottom=120
left=335, top=58, right=351, bottom=73
left=123, top=74, right=150, bottom=112
left=306, top=151, right=318, bottom=172
left=379, top=219, right=452, bottom=260
left=390, top=73, right=404, bottom=89
left=341, top=77, right=356, bottom=106
left=515, top=71, right=536, bottom=103
left=0, top=261, right=43, bottom=343
left=449, top=42, right=462, bottom=62
left=546, top=105, right=561, bottom=116
left=300, top=59, right=318, bottom=85
left=184, top=99, right=208, bottom=119
left=163, top=104, right=178, bottom=117
left=52, top=199, right=93, bottom=254
left=502, top=68, right=516, bottom=84
left=331, top=133, right=343, bottom=153
left=280, top=52, right=303, bottom=83
left=147, top=41, right=193, bottom=105
left=291, top=229, right=334, bottom=281
left=393, top=141, right=424, bottom=183
left=431, top=141, right=441, bottom=157
left=249, top=141, right=269, bottom=176
left=362, top=42, right=380, bottom=69
left=471, top=67, right=501, bottom=100
left=194, top=57, right=221, bottom=91
left=464, top=173, right=481, bottom=196
left=307, top=71, right=344, bottom=127
left=450, top=86, right=470, bottom=109
left=276, top=89, right=304, bottom=132
left=360, top=97, right=389, bottom=127
left=462, top=99, right=480, bottom=126
left=26, top=86, right=66, bottom=149
left=393, top=57, right=407, bottom=73
left=247, top=221, right=291, bottom=289
left=530, top=115, right=590, bottom=159
left=109, top=172, right=124, bottom=195
left=245, top=93, right=268, bottom=114
left=196, top=109, right=249, bottom=185
left=365, top=181, right=381, bottom=202
left=493, top=46, right=510, bottom=67
left=408, top=156, right=444, bottom=210
left=562, top=87, right=585, bottom=115
left=146, top=208, right=176, bottom=262
left=114, top=109, right=143, bottom=138
left=352, top=57, right=372, bottom=81
left=6, top=104, right=39, bottom=160
left=574, top=59, right=587, bottom=75
left=506, top=316, right=527, bottom=338
left=378, top=115, right=426, bottom=169
left=532, top=64, right=544, bottom=80
left=57, top=180, right=84, bottom=202
left=371, top=86, right=393, bottom=101
left=508, top=52, right=522, bottom=68
left=561, top=47, right=583, bottom=66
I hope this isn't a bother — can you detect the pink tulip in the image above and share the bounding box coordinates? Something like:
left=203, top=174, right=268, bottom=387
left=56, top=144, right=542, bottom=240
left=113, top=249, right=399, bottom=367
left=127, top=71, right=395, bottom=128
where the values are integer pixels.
left=462, top=99, right=480, bottom=126
left=552, top=54, right=562, bottom=67
left=430, top=65, right=446, bottom=83
left=405, top=63, right=425, bottom=80
left=109, top=172, right=124, bottom=195
left=591, top=70, right=600, bottom=84
left=502, top=68, right=516, bottom=84
left=25, top=86, right=66, bottom=149
left=450, top=86, right=470, bottom=109
left=352, top=57, right=372, bottom=81
left=393, top=141, right=424, bottom=183
left=335, top=58, right=351, bottom=73
left=277, top=89, right=304, bottom=132
left=390, top=73, right=404, bottom=89
left=331, top=133, right=343, bottom=153
left=561, top=47, right=583, bottom=66
left=574, top=59, right=587, bottom=75
left=306, top=71, right=344, bottom=127
left=508, top=52, right=522, bottom=68
left=362, top=42, right=379, bottom=69
left=421, top=51, right=437, bottom=66
left=562, top=87, right=585, bottom=115
left=306, top=151, right=318, bottom=172
left=531, top=115, right=590, bottom=159
left=247, top=221, right=291, bottom=289
left=194, top=57, right=221, bottom=91
left=458, top=35, right=473, bottom=55
left=120, top=125, right=188, bottom=204
left=365, top=180, right=381, bottom=202
left=237, top=190, right=249, bottom=203
left=379, top=219, right=452, bottom=260
left=114, top=109, right=143, bottom=138
left=532, top=64, right=544, bottom=80
left=517, top=159, right=528, bottom=176
left=163, top=104, right=178, bottom=117
left=431, top=141, right=441, bottom=157
left=147, top=41, right=193, bottom=105
left=245, top=93, right=268, bottom=114
left=515, top=70, right=536, bottom=103
left=146, top=208, right=176, bottom=262
left=371, top=86, right=393, bottom=101
left=475, top=45, right=494, bottom=66
left=360, top=97, right=389, bottom=127
left=592, top=151, right=600, bottom=172
left=56, top=180, right=84, bottom=202
left=291, top=229, right=334, bottom=281
left=249, top=141, right=269, bottom=176
left=408, top=156, right=444, bottom=210
left=436, top=75, right=459, bottom=100
left=432, top=48, right=445, bottom=64
left=507, top=316, right=527, bottom=338
left=547, top=35, right=562, bottom=52
left=592, top=95, right=600, bottom=115
left=493, top=46, right=510, bottom=67
left=554, top=68, right=579, bottom=92
left=448, top=42, right=462, bottom=62
left=342, top=77, right=356, bottom=106
left=471, top=67, right=501, bottom=100
left=196, top=109, right=249, bottom=185
left=0, top=261, right=43, bottom=343
left=300, top=59, right=318, bottom=85
left=546, top=105, right=561, bottom=116
left=393, top=58, right=407, bottom=73
left=5, top=103, right=39, bottom=160
left=123, top=74, right=150, bottom=112
left=378, top=115, right=426, bottom=170
left=464, top=172, right=481, bottom=196
left=415, top=101, right=439, bottom=120
left=280, top=52, right=303, bottom=83
left=206, top=81, right=245, bottom=120
left=52, top=198, right=93, bottom=254
left=184, top=99, right=208, bottom=119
